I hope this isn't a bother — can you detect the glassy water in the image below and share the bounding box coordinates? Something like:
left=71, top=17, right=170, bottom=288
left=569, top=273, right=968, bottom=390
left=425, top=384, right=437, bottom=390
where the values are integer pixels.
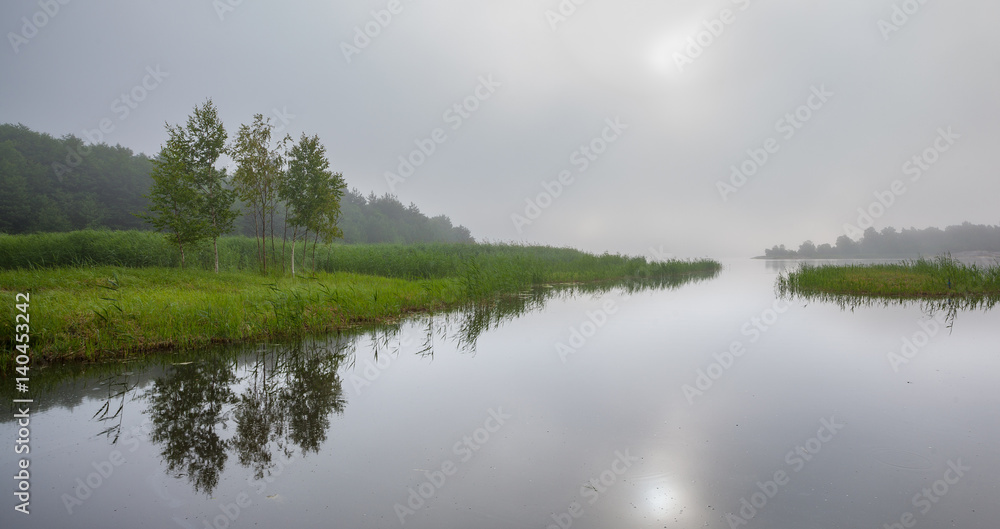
left=2, top=260, right=998, bottom=529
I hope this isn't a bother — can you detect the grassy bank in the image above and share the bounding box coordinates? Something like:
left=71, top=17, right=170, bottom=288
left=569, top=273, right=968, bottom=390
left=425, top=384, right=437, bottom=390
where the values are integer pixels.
left=1, top=267, right=465, bottom=365
left=777, top=256, right=1000, bottom=298
left=0, top=232, right=721, bottom=366
left=0, top=230, right=719, bottom=283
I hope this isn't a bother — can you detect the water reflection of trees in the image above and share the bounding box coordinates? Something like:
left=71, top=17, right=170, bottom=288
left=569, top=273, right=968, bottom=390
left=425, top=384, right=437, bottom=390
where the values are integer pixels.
left=143, top=339, right=347, bottom=495
left=134, top=275, right=719, bottom=495
left=145, top=357, right=236, bottom=494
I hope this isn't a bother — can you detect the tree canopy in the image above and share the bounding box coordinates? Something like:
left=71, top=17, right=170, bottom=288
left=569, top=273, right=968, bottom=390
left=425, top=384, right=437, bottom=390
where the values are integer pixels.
left=0, top=123, right=153, bottom=233
left=0, top=122, right=474, bottom=246
left=140, top=100, right=237, bottom=270
left=337, top=189, right=473, bottom=244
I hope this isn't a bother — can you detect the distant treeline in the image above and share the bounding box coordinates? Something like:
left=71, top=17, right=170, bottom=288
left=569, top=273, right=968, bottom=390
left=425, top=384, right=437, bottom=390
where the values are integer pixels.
left=229, top=186, right=474, bottom=244
left=0, top=123, right=152, bottom=233
left=0, top=123, right=473, bottom=244
left=336, top=189, right=472, bottom=244
left=763, top=223, right=1000, bottom=258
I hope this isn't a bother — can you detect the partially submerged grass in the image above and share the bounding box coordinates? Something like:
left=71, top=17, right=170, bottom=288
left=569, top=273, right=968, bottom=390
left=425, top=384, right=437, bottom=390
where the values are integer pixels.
left=0, top=266, right=465, bottom=365
left=0, top=237, right=721, bottom=367
left=777, top=256, right=1000, bottom=299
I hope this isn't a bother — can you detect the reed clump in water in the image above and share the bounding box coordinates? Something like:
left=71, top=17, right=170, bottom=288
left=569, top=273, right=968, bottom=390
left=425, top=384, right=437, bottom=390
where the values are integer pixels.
left=777, top=256, right=1000, bottom=299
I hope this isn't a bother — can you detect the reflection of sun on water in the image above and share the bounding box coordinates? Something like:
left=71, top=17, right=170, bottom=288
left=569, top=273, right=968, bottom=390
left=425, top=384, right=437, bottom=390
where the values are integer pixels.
left=635, top=476, right=686, bottom=519
left=645, top=482, right=681, bottom=514
left=623, top=449, right=692, bottom=522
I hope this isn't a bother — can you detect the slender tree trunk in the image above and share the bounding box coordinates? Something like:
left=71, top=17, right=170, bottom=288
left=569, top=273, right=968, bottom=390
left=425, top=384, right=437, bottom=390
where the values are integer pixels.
left=281, top=212, right=288, bottom=275
left=257, top=186, right=268, bottom=274
left=258, top=205, right=267, bottom=273
left=172, top=202, right=186, bottom=269
left=290, top=226, right=298, bottom=276
left=323, top=237, right=333, bottom=274
left=269, top=204, right=276, bottom=272
left=312, top=231, right=320, bottom=272
left=251, top=201, right=263, bottom=273
left=211, top=209, right=221, bottom=273
left=301, top=229, right=308, bottom=272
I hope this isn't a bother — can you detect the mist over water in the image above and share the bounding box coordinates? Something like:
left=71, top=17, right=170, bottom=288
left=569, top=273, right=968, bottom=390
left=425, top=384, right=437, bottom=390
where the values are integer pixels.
left=3, top=260, right=997, bottom=528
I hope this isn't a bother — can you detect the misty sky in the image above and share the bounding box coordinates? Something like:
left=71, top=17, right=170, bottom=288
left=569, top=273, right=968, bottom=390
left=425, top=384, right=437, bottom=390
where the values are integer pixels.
left=2, top=0, right=997, bottom=258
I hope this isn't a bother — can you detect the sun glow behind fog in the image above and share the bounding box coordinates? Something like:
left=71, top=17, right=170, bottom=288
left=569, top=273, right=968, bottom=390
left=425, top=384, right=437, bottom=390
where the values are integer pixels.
left=646, top=13, right=716, bottom=77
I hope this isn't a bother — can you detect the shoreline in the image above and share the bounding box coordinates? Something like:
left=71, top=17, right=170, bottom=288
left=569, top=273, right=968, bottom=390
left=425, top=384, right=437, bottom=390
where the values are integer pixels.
left=1, top=263, right=720, bottom=369
left=753, top=251, right=1000, bottom=260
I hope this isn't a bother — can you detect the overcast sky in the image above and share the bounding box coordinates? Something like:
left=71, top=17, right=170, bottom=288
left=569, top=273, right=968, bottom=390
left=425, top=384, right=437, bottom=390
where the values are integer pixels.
left=2, top=0, right=997, bottom=257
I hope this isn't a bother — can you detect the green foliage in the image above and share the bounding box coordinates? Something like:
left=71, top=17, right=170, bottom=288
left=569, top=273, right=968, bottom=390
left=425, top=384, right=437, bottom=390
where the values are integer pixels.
left=0, top=141, right=32, bottom=232
left=140, top=100, right=238, bottom=270
left=283, top=134, right=343, bottom=238
left=0, top=123, right=153, bottom=234
left=0, top=230, right=179, bottom=268
left=280, top=133, right=346, bottom=273
left=336, top=189, right=474, bottom=244
left=0, top=231, right=721, bottom=289
left=140, top=125, right=209, bottom=266
left=230, top=114, right=286, bottom=272
left=0, top=252, right=720, bottom=365
left=186, top=100, right=238, bottom=271
left=0, top=266, right=465, bottom=364
left=0, top=123, right=473, bottom=245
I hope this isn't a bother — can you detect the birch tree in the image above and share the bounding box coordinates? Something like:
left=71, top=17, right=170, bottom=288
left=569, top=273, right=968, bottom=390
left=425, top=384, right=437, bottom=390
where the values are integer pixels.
left=141, top=126, right=207, bottom=268
left=281, top=134, right=345, bottom=275
left=186, top=99, right=237, bottom=273
left=230, top=114, right=286, bottom=273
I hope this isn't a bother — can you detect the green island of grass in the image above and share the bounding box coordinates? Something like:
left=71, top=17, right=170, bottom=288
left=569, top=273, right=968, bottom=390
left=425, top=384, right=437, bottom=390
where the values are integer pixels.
left=777, top=256, right=1000, bottom=299
left=0, top=230, right=721, bottom=367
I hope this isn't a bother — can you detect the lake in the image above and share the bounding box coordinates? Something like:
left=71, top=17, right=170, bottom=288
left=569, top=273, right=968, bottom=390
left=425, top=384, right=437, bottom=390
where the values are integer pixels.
left=2, top=259, right=998, bottom=528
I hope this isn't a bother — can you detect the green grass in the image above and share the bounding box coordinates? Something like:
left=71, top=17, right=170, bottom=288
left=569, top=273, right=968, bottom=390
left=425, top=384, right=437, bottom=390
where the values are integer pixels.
left=0, top=267, right=466, bottom=364
left=777, top=256, right=1000, bottom=299
left=0, top=230, right=720, bottom=283
left=0, top=231, right=721, bottom=367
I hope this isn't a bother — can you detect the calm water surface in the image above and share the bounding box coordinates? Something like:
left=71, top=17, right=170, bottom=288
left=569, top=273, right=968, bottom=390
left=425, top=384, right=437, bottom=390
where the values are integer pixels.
left=2, top=259, right=998, bottom=528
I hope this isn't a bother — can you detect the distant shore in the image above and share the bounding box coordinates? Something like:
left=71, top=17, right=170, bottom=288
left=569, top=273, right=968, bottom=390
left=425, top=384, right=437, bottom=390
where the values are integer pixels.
left=753, top=251, right=1000, bottom=260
